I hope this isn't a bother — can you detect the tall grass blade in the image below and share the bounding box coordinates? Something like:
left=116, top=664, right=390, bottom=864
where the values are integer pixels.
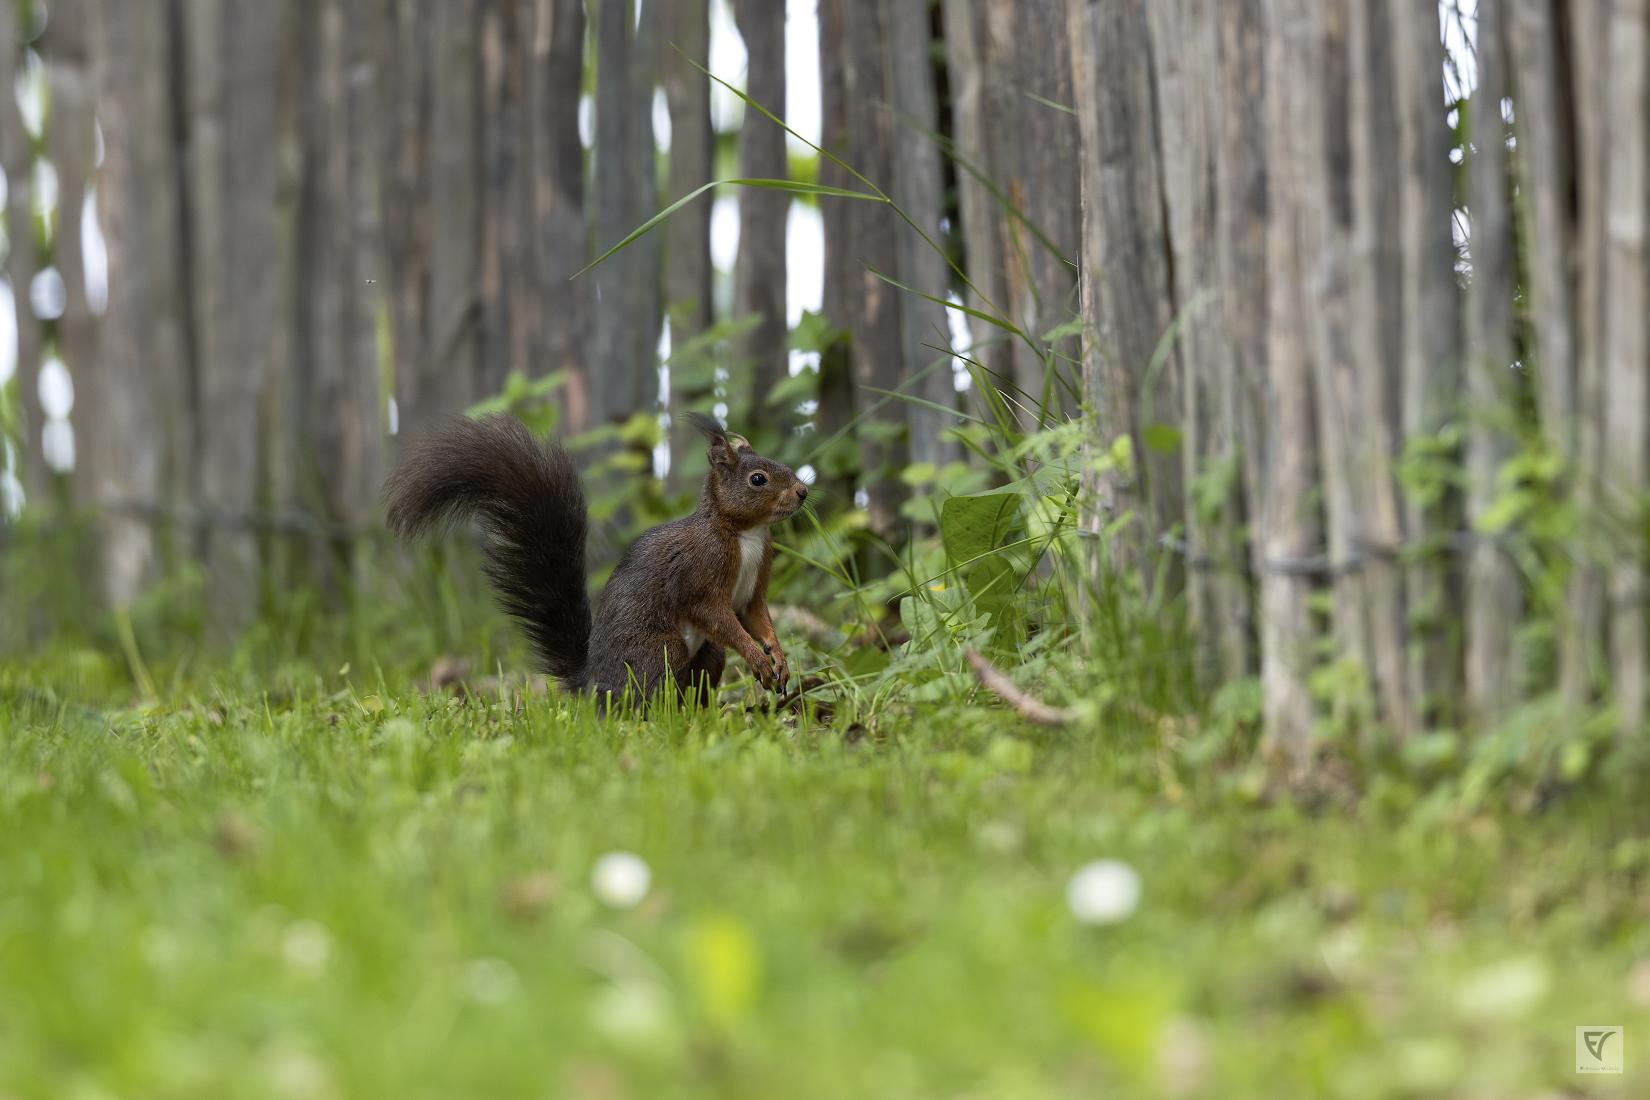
left=574, top=178, right=885, bottom=280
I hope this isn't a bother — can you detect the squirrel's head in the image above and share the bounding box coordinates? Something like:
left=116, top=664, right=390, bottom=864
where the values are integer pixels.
left=684, top=412, right=808, bottom=529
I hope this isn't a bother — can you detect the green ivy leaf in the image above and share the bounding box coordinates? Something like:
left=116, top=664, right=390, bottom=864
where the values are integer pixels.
left=901, top=461, right=939, bottom=487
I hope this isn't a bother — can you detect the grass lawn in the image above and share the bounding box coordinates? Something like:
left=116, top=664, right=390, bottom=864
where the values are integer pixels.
left=2, top=652, right=1647, bottom=1099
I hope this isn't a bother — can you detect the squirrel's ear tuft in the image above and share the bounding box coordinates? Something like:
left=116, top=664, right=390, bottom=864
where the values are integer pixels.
left=681, top=411, right=726, bottom=442
left=683, top=411, right=749, bottom=469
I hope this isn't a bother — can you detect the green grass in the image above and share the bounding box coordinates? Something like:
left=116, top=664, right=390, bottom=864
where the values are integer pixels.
left=2, top=647, right=1647, bottom=1100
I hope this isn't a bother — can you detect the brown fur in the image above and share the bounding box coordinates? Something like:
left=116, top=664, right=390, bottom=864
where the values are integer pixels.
left=384, top=412, right=806, bottom=707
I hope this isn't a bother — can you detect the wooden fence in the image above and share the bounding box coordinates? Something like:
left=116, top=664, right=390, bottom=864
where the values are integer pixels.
left=2, top=0, right=1646, bottom=757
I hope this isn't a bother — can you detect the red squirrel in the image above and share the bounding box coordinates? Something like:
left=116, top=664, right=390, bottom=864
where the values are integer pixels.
left=383, top=412, right=807, bottom=706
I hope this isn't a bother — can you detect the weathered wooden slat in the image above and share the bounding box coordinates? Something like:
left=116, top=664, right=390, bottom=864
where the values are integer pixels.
left=820, top=0, right=907, bottom=547
left=1150, top=0, right=1253, bottom=681
left=1258, top=0, right=1322, bottom=764
left=1395, top=0, right=1465, bottom=727
left=1348, top=0, right=1415, bottom=738
left=733, top=0, right=788, bottom=438
left=885, top=0, right=959, bottom=469
left=1600, top=0, right=1650, bottom=738
left=1068, top=0, right=1179, bottom=577
left=0, top=1, right=44, bottom=507
left=662, top=0, right=712, bottom=480
left=1464, top=0, right=1524, bottom=722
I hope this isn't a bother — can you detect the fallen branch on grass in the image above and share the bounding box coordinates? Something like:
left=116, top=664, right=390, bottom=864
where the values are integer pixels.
left=751, top=674, right=836, bottom=722
left=963, top=649, right=1078, bottom=728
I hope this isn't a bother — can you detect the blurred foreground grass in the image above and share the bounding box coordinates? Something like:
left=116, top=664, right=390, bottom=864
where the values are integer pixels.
left=1, top=649, right=1647, bottom=1100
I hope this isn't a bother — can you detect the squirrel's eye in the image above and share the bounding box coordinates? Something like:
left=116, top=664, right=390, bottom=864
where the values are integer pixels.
left=749, top=472, right=768, bottom=487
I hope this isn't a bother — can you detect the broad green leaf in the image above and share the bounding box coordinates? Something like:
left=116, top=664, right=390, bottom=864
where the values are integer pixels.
left=1142, top=423, right=1183, bottom=455
left=766, top=371, right=817, bottom=408
left=901, top=461, right=939, bottom=487
left=940, top=489, right=1023, bottom=566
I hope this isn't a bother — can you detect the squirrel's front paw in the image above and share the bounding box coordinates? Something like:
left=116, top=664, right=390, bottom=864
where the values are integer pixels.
left=759, top=641, right=789, bottom=692
left=752, top=645, right=780, bottom=690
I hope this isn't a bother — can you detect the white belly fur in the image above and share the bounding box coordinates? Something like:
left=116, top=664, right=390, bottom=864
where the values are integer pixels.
left=732, top=530, right=766, bottom=610
left=680, top=530, right=766, bottom=657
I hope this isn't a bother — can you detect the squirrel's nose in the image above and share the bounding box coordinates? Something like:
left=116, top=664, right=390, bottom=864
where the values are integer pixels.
left=795, top=484, right=808, bottom=500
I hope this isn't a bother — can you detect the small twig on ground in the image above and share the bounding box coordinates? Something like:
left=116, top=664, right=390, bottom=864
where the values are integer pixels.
left=749, top=674, right=835, bottom=722
left=773, top=674, right=832, bottom=711
left=963, top=649, right=1078, bottom=728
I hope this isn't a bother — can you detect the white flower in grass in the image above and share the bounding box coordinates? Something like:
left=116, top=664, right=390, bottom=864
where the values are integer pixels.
left=591, top=980, right=673, bottom=1047
left=463, top=957, right=520, bottom=1005
left=261, top=1040, right=337, bottom=1100
left=592, top=851, right=651, bottom=910
left=1066, top=859, right=1141, bottom=925
left=280, top=919, right=332, bottom=974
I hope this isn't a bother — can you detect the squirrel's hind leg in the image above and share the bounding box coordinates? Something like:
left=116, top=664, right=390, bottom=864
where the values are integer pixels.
left=677, top=643, right=725, bottom=707
left=593, top=635, right=727, bottom=711
left=593, top=633, right=694, bottom=709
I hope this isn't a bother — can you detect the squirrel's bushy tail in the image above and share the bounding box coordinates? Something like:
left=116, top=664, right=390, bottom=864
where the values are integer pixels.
left=384, top=415, right=591, bottom=687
